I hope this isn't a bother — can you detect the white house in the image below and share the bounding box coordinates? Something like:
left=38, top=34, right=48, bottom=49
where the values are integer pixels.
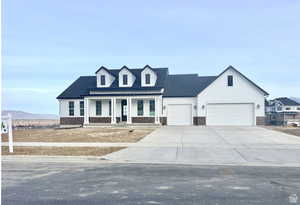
left=57, top=65, right=269, bottom=126
left=266, top=97, right=300, bottom=126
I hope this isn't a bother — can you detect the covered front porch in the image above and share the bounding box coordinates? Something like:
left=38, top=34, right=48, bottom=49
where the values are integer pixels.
left=83, top=96, right=161, bottom=125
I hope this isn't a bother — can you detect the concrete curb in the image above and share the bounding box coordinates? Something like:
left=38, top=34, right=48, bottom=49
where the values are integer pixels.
left=2, top=155, right=300, bottom=168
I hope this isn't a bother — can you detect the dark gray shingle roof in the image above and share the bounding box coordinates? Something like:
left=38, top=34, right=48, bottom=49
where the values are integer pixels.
left=163, top=75, right=217, bottom=97
left=57, top=76, right=96, bottom=99
left=57, top=65, right=268, bottom=99
left=275, top=97, right=300, bottom=106
left=57, top=67, right=168, bottom=99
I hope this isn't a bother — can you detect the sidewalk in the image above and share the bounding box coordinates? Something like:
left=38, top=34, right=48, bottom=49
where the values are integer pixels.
left=1, top=142, right=135, bottom=147
left=3, top=142, right=300, bottom=149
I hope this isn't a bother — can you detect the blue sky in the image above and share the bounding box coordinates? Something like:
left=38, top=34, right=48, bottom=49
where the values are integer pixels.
left=2, top=0, right=300, bottom=114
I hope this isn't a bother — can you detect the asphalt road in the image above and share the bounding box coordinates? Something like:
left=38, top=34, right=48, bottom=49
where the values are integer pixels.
left=2, top=161, right=300, bottom=205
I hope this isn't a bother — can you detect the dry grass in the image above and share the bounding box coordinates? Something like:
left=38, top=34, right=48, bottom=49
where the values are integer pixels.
left=266, top=126, right=300, bottom=137
left=1, top=146, right=125, bottom=156
left=1, top=128, right=154, bottom=143
left=13, top=119, right=59, bottom=128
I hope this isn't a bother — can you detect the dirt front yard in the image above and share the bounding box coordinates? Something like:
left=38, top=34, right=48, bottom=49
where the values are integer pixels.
left=267, top=126, right=300, bottom=137
left=1, top=127, right=154, bottom=143
left=2, top=146, right=125, bottom=156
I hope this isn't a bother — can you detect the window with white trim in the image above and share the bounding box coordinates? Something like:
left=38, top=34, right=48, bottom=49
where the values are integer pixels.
left=100, top=75, right=106, bottom=85
left=69, top=101, right=74, bottom=116
left=227, top=75, right=233, bottom=86
left=80, top=101, right=84, bottom=116
left=149, top=100, right=155, bottom=116
left=96, top=101, right=102, bottom=115
left=137, top=100, right=143, bottom=116
left=109, top=101, right=112, bottom=116
left=145, top=74, right=151, bottom=84
left=123, top=75, right=128, bottom=85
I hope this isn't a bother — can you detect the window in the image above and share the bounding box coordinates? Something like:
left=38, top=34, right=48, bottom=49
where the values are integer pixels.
left=297, top=107, right=300, bottom=110
left=68, top=101, right=74, bottom=116
left=149, top=100, right=155, bottom=116
left=109, top=101, right=112, bottom=116
left=96, top=101, right=102, bottom=115
left=277, top=106, right=282, bottom=111
left=285, top=107, right=291, bottom=110
left=137, top=100, right=144, bottom=116
left=123, top=75, right=128, bottom=85
left=227, top=75, right=233, bottom=86
left=145, top=74, right=151, bottom=84
left=100, top=75, right=106, bottom=85
left=80, top=101, right=84, bottom=116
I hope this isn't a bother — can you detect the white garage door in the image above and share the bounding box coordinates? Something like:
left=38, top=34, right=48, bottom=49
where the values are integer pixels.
left=167, top=104, right=192, bottom=125
left=207, top=103, right=254, bottom=126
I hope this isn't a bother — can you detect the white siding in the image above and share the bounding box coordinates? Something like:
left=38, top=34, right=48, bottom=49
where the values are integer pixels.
left=59, top=99, right=84, bottom=117
left=282, top=106, right=300, bottom=112
left=96, top=69, right=115, bottom=87
left=141, top=67, right=157, bottom=87
left=131, top=99, right=156, bottom=117
left=119, top=68, right=136, bottom=87
left=197, top=68, right=266, bottom=118
left=89, top=99, right=111, bottom=117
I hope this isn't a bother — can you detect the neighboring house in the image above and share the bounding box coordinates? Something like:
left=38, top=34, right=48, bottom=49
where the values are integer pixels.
left=57, top=65, right=268, bottom=126
left=266, top=97, right=300, bottom=126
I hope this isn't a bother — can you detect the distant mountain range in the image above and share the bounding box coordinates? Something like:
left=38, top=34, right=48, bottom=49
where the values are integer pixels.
left=2, top=110, right=58, bottom=119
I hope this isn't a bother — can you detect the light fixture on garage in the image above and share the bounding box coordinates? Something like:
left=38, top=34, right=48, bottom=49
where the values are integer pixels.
left=163, top=105, right=166, bottom=110
left=202, top=105, right=205, bottom=109
left=257, top=104, right=260, bottom=109
left=194, top=105, right=197, bottom=110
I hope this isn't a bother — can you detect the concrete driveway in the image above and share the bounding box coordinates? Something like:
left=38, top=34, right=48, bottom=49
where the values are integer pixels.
left=104, top=126, right=300, bottom=166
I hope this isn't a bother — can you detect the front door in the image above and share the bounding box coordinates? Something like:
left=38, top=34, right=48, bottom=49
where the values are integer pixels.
left=121, top=100, right=127, bottom=122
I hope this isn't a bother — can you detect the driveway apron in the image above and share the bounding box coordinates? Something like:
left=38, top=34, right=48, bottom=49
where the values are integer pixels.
left=104, top=126, right=300, bottom=166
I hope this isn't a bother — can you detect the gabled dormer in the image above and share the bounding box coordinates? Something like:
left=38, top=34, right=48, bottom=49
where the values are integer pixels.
left=141, top=65, right=157, bottom=87
left=118, top=65, right=136, bottom=87
left=95, top=66, right=115, bottom=87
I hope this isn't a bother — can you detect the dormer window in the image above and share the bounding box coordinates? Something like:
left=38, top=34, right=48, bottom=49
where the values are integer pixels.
left=95, top=66, right=115, bottom=88
left=123, top=75, right=128, bottom=85
left=100, top=75, right=106, bottom=85
left=141, top=65, right=157, bottom=87
left=118, top=66, right=135, bottom=87
left=145, top=74, right=151, bottom=84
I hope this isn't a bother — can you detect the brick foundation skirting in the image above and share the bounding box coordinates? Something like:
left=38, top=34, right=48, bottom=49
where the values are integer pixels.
left=89, top=117, right=111, bottom=123
left=160, top=117, right=167, bottom=125
left=132, top=117, right=155, bottom=123
left=193, top=117, right=206, bottom=125
left=256, top=116, right=266, bottom=125
left=60, top=117, right=84, bottom=125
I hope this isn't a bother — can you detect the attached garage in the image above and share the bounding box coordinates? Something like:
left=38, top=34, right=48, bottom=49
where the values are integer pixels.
left=167, top=104, right=192, bottom=125
left=206, top=103, right=254, bottom=126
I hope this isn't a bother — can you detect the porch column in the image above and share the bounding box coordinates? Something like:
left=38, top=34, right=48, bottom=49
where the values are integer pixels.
left=127, top=97, right=132, bottom=124
left=84, top=98, right=89, bottom=124
left=111, top=98, right=116, bottom=124
left=155, top=97, right=160, bottom=124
